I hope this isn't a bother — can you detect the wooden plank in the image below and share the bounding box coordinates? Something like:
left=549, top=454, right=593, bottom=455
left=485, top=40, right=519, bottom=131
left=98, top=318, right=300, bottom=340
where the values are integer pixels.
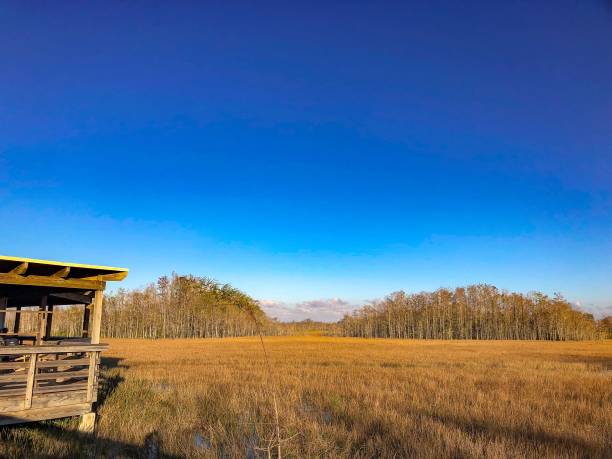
left=0, top=396, right=24, bottom=411
left=0, top=361, right=28, bottom=370
left=0, top=373, right=27, bottom=383
left=0, top=387, right=27, bottom=397
left=0, top=344, right=107, bottom=355
left=0, top=378, right=26, bottom=385
left=90, top=291, right=104, bottom=345
left=36, top=370, right=89, bottom=381
left=0, top=382, right=26, bottom=389
left=31, top=391, right=87, bottom=409
left=10, top=309, right=52, bottom=314
left=0, top=402, right=91, bottom=426
left=0, top=273, right=104, bottom=290
left=37, top=358, right=90, bottom=368
left=24, top=354, right=37, bottom=409
left=35, top=382, right=88, bottom=394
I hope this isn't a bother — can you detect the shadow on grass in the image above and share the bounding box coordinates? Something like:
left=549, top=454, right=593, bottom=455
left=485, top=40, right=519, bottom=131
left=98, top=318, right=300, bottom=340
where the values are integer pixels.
left=418, top=410, right=606, bottom=458
left=0, top=357, right=182, bottom=458
left=0, top=420, right=182, bottom=459
left=99, top=356, right=127, bottom=371
left=97, top=357, right=127, bottom=408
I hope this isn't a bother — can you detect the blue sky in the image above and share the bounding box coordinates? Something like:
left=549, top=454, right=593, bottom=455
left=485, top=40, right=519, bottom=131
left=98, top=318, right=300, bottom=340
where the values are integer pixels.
left=1, top=2, right=611, bottom=320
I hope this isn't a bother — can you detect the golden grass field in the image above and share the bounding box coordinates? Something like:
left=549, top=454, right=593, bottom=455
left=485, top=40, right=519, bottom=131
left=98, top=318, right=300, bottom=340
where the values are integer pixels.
left=1, top=336, right=611, bottom=458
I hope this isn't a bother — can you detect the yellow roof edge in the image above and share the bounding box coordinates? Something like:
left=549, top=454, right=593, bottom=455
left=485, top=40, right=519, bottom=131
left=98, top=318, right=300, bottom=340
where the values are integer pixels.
left=0, top=255, right=129, bottom=273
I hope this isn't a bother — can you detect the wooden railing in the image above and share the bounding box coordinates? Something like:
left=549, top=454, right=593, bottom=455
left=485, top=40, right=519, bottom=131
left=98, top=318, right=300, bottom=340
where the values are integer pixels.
left=0, top=344, right=107, bottom=413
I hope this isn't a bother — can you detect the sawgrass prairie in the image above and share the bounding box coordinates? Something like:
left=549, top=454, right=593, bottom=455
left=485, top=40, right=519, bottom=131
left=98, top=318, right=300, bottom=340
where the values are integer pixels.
left=1, top=336, right=610, bottom=458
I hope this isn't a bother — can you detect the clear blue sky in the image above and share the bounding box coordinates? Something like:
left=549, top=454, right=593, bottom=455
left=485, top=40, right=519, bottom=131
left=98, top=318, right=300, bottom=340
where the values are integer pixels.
left=1, top=2, right=610, bottom=320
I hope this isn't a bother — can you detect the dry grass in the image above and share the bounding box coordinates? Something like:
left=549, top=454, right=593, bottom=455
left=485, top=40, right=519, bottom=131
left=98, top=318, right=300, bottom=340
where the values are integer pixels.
left=1, top=337, right=611, bottom=458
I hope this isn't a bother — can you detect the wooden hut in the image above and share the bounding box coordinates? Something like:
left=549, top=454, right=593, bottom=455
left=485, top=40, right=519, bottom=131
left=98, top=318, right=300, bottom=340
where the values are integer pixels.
left=0, top=255, right=127, bottom=431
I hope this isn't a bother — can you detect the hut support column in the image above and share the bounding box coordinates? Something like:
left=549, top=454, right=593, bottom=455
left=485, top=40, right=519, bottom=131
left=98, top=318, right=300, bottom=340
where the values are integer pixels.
left=0, top=297, right=6, bottom=331
left=13, top=306, right=21, bottom=333
left=80, top=289, right=103, bottom=431
left=82, top=305, right=91, bottom=338
left=90, top=290, right=103, bottom=344
left=36, top=296, right=48, bottom=345
left=45, top=304, right=54, bottom=340
left=78, top=412, right=96, bottom=433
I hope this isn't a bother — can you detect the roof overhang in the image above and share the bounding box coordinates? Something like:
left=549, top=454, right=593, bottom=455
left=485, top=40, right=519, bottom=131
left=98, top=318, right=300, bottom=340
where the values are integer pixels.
left=0, top=255, right=128, bottom=306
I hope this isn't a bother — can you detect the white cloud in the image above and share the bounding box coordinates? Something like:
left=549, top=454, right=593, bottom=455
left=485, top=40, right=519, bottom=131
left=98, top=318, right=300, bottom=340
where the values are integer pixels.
left=574, top=302, right=612, bottom=319
left=259, top=298, right=359, bottom=322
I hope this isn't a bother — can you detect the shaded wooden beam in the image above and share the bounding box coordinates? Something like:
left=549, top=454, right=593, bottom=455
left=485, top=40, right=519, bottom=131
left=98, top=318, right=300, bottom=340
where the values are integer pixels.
left=49, top=292, right=94, bottom=305
left=45, top=304, right=54, bottom=340
left=0, top=273, right=104, bottom=290
left=36, top=296, right=48, bottom=345
left=0, top=297, right=6, bottom=331
left=80, top=271, right=128, bottom=281
left=82, top=304, right=91, bottom=338
left=9, top=262, right=28, bottom=275
left=50, top=266, right=70, bottom=278
left=13, top=306, right=21, bottom=333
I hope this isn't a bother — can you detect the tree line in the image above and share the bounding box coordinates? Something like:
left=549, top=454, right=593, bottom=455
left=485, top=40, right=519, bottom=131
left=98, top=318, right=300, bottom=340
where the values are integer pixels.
left=340, top=284, right=607, bottom=340
left=100, top=274, right=277, bottom=338
left=8, top=274, right=277, bottom=339
left=15, top=277, right=607, bottom=340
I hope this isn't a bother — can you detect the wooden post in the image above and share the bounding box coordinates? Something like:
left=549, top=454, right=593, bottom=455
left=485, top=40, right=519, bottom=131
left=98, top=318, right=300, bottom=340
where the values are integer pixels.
left=36, top=296, right=48, bottom=345
left=90, top=290, right=104, bottom=344
left=45, top=304, right=54, bottom=340
left=13, top=306, right=21, bottom=333
left=82, top=292, right=103, bottom=434
left=0, top=297, right=7, bottom=331
left=82, top=304, right=91, bottom=338
left=24, top=353, right=38, bottom=409
left=78, top=412, right=96, bottom=433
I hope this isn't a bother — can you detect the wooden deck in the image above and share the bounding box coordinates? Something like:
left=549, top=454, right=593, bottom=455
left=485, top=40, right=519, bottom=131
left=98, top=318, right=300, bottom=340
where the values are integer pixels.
left=0, top=344, right=107, bottom=426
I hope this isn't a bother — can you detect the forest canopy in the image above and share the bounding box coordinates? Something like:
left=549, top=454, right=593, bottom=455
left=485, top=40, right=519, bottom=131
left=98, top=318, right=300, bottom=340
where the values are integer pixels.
left=40, top=276, right=608, bottom=340
left=340, top=285, right=606, bottom=340
left=101, top=274, right=273, bottom=339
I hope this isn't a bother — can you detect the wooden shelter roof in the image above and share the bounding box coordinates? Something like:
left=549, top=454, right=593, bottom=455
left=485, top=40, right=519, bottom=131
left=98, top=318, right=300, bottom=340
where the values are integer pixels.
left=0, top=256, right=128, bottom=280
left=0, top=255, right=128, bottom=307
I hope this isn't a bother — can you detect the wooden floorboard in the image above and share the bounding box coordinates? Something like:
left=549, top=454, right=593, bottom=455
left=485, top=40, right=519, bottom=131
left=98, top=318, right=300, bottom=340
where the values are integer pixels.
left=0, top=403, right=92, bottom=426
